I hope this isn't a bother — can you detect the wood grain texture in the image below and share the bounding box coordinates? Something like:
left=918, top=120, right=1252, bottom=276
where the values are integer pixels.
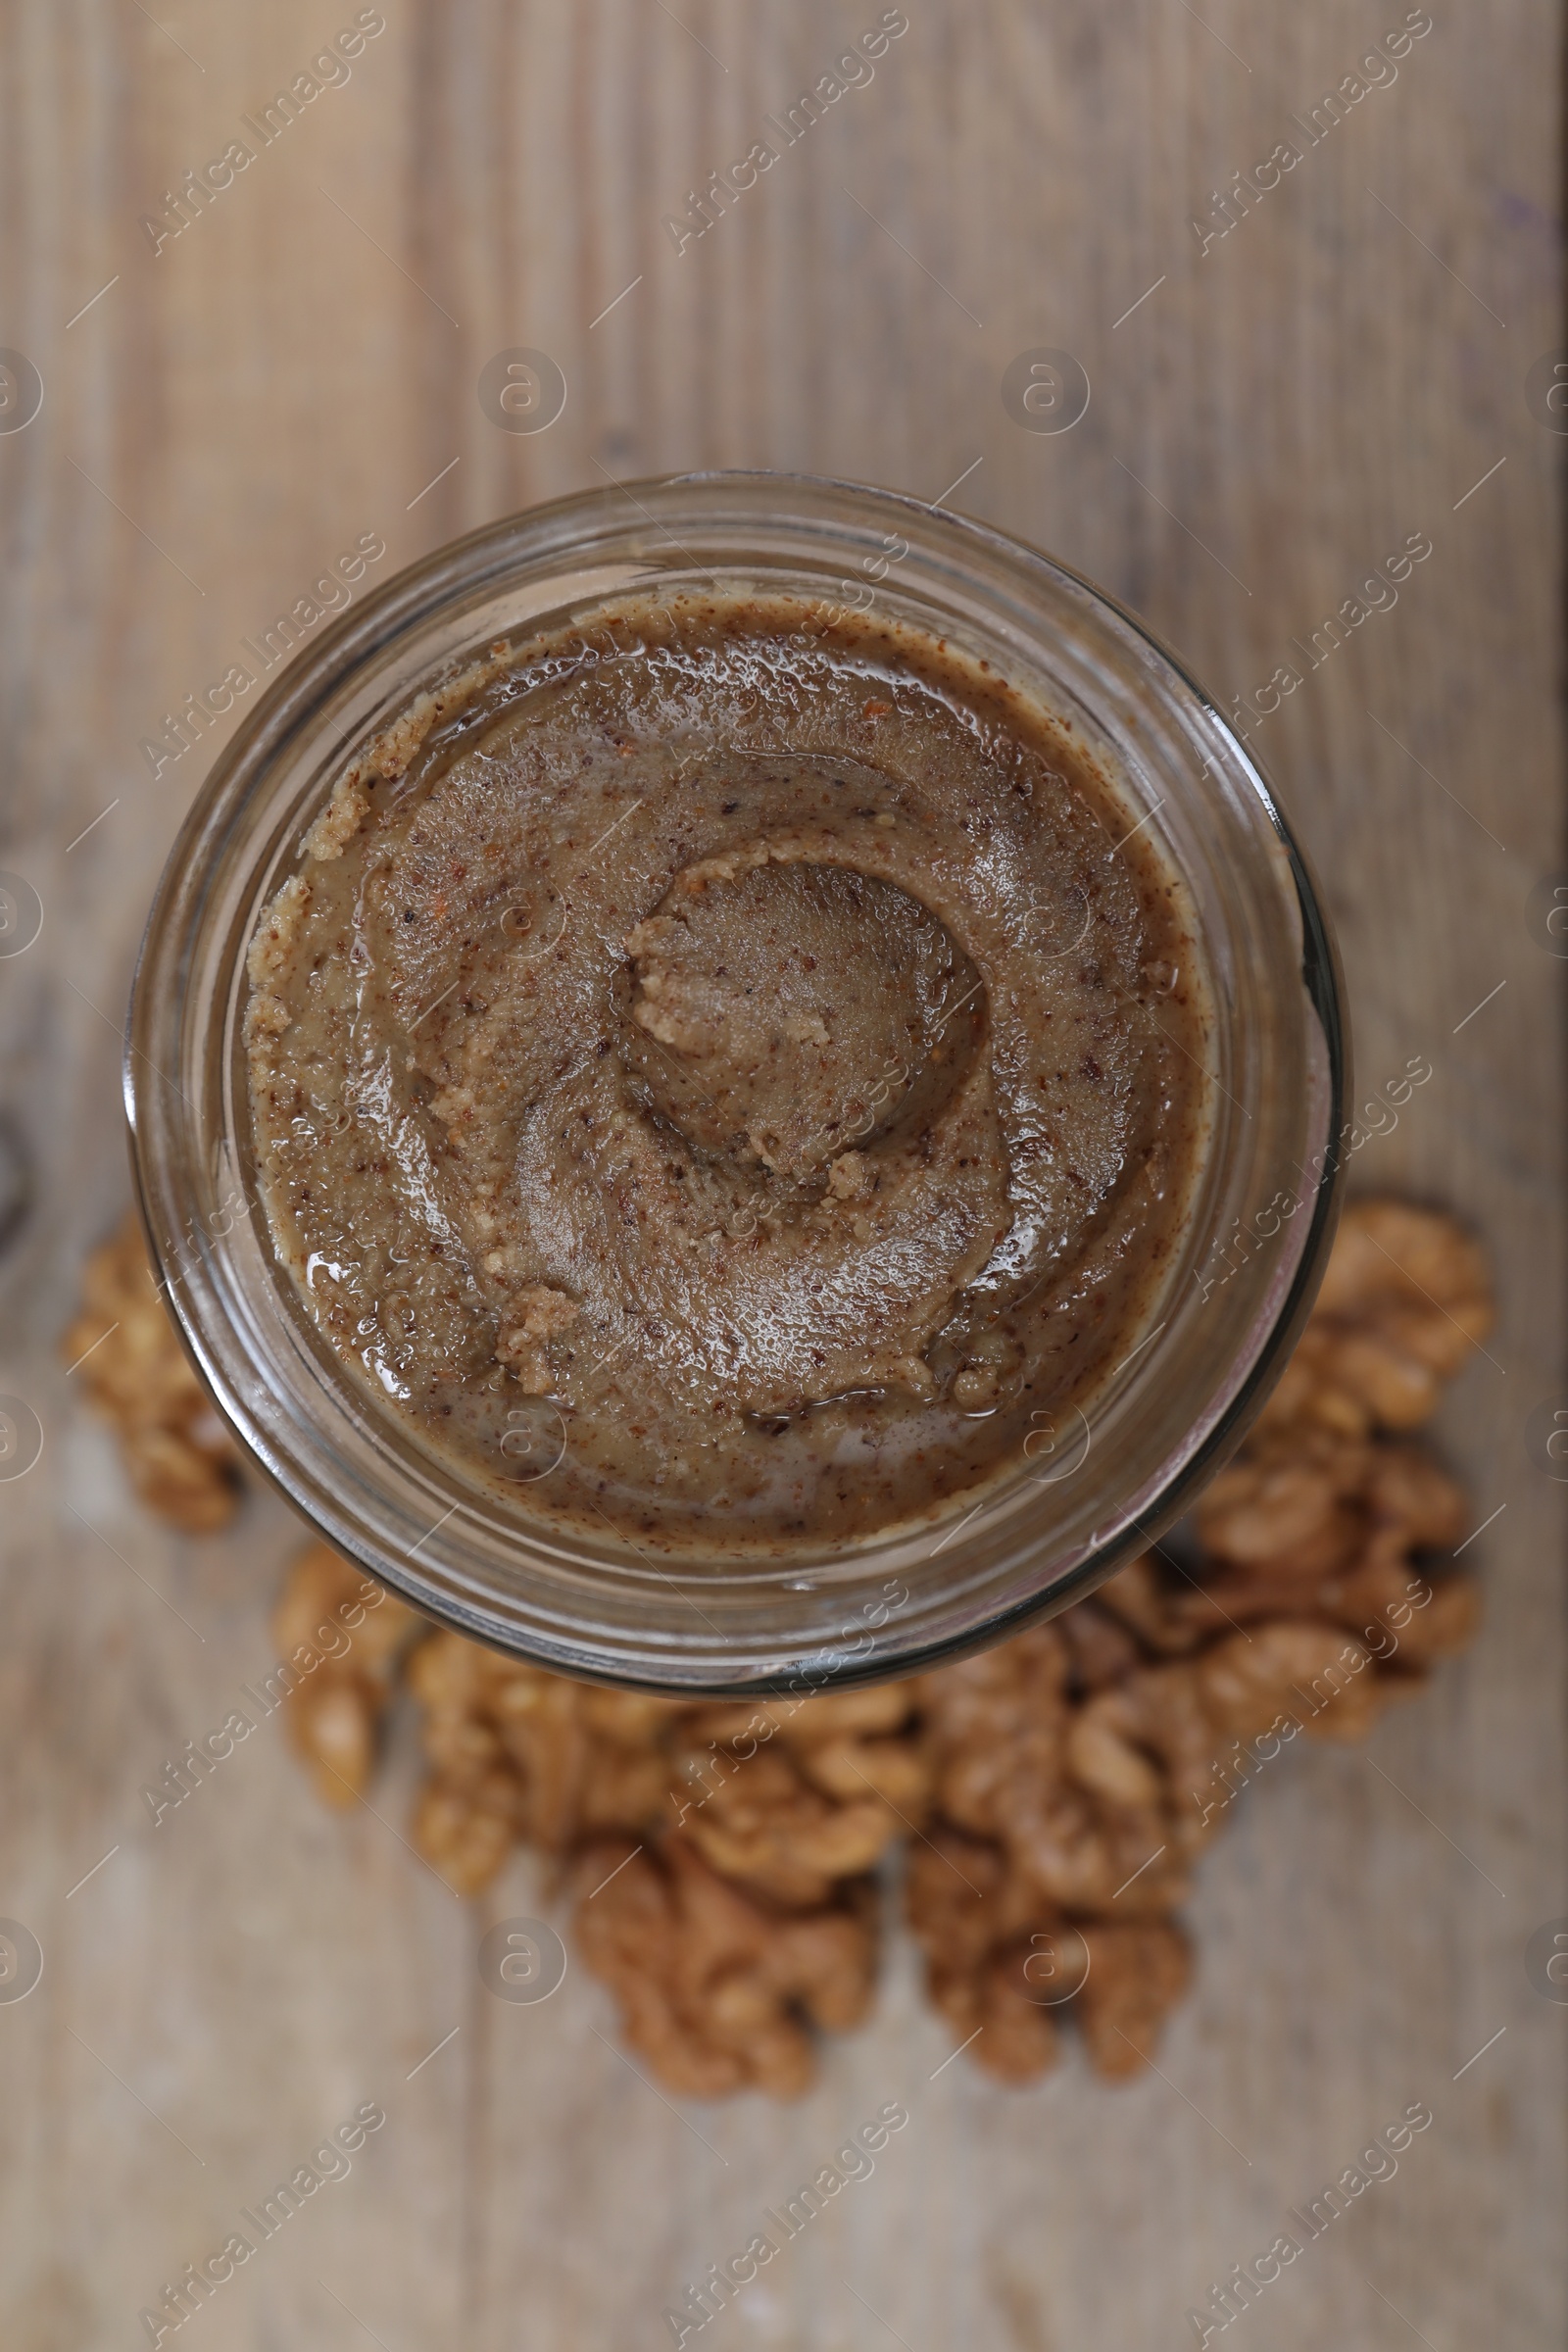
left=0, top=3, right=1562, bottom=2346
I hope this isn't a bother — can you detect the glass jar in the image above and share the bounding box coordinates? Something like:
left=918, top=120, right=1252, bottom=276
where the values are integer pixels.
left=126, top=472, right=1345, bottom=1693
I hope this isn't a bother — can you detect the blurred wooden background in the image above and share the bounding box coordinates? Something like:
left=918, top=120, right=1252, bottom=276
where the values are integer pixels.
left=1, top=3, right=1563, bottom=2346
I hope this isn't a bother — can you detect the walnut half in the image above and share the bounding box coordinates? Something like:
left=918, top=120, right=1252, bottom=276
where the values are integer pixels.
left=1256, top=1199, right=1493, bottom=1438
left=62, top=1209, right=243, bottom=1532
left=906, top=1826, right=1193, bottom=2085
left=572, top=1833, right=877, bottom=2100
left=272, top=1541, right=419, bottom=1808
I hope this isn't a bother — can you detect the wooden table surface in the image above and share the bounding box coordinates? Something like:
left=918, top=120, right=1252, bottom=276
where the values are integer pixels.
left=2, top=4, right=1563, bottom=2346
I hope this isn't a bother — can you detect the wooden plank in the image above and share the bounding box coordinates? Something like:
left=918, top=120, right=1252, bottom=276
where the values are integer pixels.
left=0, top=1, right=1560, bottom=2346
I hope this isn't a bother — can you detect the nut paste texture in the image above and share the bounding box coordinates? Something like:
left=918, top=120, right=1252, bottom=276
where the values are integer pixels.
left=246, top=593, right=1212, bottom=1554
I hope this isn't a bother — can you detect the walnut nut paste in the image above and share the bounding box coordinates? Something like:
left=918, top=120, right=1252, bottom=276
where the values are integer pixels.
left=246, top=594, right=1213, bottom=1555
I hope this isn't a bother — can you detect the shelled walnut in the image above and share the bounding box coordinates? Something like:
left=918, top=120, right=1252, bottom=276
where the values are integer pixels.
left=906, top=1826, right=1192, bottom=2084
left=571, top=1833, right=877, bottom=2100
left=407, top=1632, right=685, bottom=1894
left=1195, top=1427, right=1464, bottom=1581
left=61, top=1209, right=243, bottom=1531
left=271, top=1541, right=419, bottom=1806
left=1255, top=1199, right=1493, bottom=1438
left=671, top=1687, right=927, bottom=1906
left=916, top=1625, right=1194, bottom=1918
